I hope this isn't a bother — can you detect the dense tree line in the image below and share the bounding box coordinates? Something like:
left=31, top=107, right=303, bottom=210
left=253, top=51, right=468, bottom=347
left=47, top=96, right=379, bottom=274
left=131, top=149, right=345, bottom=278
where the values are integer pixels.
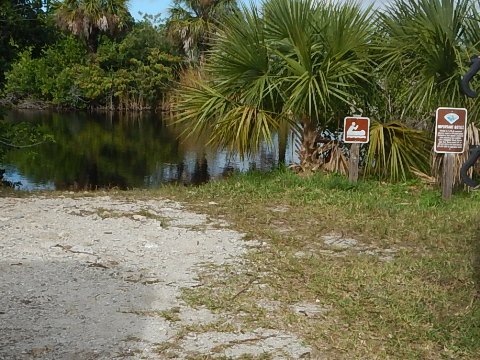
left=0, top=0, right=57, bottom=85
left=0, top=0, right=238, bottom=110
left=1, top=1, right=184, bottom=110
left=2, top=0, right=480, bottom=181
left=0, top=0, right=237, bottom=170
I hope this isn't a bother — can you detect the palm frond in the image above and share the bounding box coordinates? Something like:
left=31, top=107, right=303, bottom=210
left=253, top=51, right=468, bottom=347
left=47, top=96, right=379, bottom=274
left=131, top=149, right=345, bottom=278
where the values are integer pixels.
left=366, top=120, right=433, bottom=181
left=208, top=4, right=281, bottom=110
left=210, top=106, right=282, bottom=156
left=264, top=0, right=374, bottom=124
left=376, top=0, right=480, bottom=118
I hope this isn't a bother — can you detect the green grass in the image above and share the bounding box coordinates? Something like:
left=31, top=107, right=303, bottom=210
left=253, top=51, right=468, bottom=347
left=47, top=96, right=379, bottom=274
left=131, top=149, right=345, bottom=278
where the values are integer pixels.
left=151, top=168, right=480, bottom=359
left=4, top=169, right=479, bottom=358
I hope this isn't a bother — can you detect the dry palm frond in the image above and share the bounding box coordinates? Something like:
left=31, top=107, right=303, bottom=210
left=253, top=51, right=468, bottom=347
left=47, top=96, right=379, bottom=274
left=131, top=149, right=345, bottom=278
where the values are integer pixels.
left=54, top=0, right=129, bottom=53
left=164, top=67, right=206, bottom=114
left=294, top=124, right=322, bottom=173
left=322, top=141, right=348, bottom=175
left=377, top=0, right=480, bottom=118
left=466, top=122, right=480, bottom=145
left=461, top=123, right=480, bottom=185
left=291, top=140, right=348, bottom=175
left=432, top=153, right=464, bottom=187
left=410, top=167, right=437, bottom=186
left=178, top=67, right=207, bottom=87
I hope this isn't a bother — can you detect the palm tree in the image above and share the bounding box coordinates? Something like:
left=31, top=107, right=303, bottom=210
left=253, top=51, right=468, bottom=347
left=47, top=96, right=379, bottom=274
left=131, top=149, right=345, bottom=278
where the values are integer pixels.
left=54, top=0, right=131, bottom=53
left=165, top=0, right=238, bottom=63
left=172, top=0, right=375, bottom=170
left=367, top=0, right=480, bottom=181
left=377, top=0, right=480, bottom=122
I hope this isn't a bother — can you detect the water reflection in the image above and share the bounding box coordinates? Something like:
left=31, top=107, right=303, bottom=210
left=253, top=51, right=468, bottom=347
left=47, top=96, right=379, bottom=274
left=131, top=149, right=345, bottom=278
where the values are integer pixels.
left=1, top=110, right=297, bottom=190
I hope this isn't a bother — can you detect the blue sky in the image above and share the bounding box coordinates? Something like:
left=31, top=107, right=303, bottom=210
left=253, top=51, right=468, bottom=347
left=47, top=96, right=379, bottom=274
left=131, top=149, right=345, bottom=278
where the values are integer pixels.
left=128, top=0, right=391, bottom=20
left=129, top=0, right=170, bottom=19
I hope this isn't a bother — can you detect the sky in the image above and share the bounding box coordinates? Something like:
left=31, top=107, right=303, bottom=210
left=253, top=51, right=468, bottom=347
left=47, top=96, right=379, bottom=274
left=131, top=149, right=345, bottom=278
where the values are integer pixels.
left=129, top=0, right=170, bottom=20
left=128, top=0, right=391, bottom=21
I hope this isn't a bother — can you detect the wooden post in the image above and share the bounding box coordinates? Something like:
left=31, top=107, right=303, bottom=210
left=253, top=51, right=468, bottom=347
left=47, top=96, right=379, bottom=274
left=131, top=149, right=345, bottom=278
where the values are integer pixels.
left=442, top=153, right=455, bottom=200
left=348, top=143, right=360, bottom=183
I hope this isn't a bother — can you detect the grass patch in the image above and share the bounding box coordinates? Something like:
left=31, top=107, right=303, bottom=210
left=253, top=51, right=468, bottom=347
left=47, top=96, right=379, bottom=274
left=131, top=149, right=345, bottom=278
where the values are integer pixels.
left=159, top=307, right=182, bottom=322
left=151, top=169, right=480, bottom=359
left=4, top=170, right=479, bottom=358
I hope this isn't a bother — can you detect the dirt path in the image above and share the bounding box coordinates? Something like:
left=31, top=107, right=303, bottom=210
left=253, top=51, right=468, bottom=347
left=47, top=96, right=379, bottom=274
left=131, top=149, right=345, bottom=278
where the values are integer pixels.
left=0, top=196, right=310, bottom=359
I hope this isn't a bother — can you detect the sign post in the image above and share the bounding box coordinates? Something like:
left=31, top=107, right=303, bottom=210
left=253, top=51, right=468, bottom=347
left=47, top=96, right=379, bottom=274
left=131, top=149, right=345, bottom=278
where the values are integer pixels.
left=434, top=107, right=468, bottom=200
left=343, top=117, right=370, bottom=183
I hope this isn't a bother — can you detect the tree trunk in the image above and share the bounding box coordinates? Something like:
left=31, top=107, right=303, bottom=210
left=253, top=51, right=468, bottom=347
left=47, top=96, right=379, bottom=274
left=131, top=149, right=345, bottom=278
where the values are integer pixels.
left=86, top=30, right=99, bottom=54
left=278, top=120, right=289, bottom=165
left=297, top=116, right=320, bottom=172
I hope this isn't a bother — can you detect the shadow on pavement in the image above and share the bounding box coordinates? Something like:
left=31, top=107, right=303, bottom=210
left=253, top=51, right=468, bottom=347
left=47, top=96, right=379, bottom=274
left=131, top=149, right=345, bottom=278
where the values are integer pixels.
left=0, top=258, right=172, bottom=359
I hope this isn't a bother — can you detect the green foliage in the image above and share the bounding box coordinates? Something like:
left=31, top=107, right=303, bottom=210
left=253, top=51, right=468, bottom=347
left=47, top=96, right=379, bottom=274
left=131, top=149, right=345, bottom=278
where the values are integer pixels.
left=122, top=17, right=178, bottom=59
left=3, top=49, right=41, bottom=97
left=37, top=36, right=87, bottom=104
left=376, top=0, right=480, bottom=122
left=365, top=120, right=433, bottom=181
left=74, top=64, right=112, bottom=101
left=74, top=45, right=180, bottom=110
left=3, top=21, right=181, bottom=109
left=4, top=36, right=87, bottom=106
left=0, top=0, right=58, bottom=86
left=173, top=0, right=374, bottom=157
left=263, top=0, right=374, bottom=121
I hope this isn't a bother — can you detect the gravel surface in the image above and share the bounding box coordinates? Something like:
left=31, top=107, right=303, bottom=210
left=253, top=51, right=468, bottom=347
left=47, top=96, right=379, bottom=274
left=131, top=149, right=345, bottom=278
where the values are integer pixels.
left=0, top=195, right=311, bottom=359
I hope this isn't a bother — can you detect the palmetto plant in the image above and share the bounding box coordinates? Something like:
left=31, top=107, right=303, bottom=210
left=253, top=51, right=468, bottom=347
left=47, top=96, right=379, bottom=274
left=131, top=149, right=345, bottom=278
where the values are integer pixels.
left=372, top=0, right=480, bottom=183
left=377, top=0, right=480, bottom=121
left=172, top=0, right=375, bottom=170
left=365, top=120, right=432, bottom=181
left=55, top=0, right=131, bottom=53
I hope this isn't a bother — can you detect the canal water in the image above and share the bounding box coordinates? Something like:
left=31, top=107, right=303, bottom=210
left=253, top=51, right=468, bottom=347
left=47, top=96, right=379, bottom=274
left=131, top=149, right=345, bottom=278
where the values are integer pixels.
left=1, top=110, right=297, bottom=191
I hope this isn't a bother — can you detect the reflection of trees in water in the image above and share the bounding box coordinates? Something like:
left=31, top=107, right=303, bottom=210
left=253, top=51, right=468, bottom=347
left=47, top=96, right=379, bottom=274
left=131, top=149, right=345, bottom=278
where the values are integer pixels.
left=174, top=118, right=294, bottom=170
left=175, top=155, right=210, bottom=185
left=55, top=161, right=132, bottom=191
left=4, top=111, right=183, bottom=190
left=191, top=155, right=209, bottom=185
left=72, top=162, right=98, bottom=190
left=176, top=161, right=186, bottom=184
left=2, top=111, right=297, bottom=190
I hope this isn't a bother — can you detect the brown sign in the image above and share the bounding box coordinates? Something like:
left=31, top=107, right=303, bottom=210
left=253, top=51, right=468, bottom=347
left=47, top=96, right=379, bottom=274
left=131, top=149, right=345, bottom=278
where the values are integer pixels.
left=343, top=117, right=370, bottom=143
left=434, top=107, right=467, bottom=153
